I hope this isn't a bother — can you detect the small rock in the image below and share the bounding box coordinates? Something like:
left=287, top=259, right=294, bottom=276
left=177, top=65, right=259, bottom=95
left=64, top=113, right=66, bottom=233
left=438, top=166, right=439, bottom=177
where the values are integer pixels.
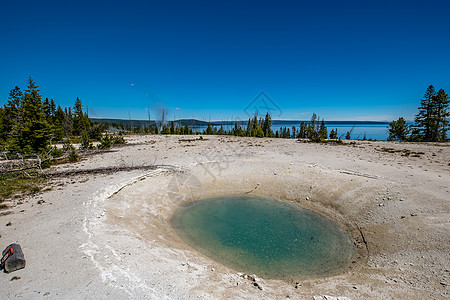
left=10, top=276, right=21, bottom=281
left=400, top=216, right=406, bottom=219
left=306, top=196, right=310, bottom=201
left=253, top=282, right=262, bottom=290
left=379, top=203, right=384, bottom=207
left=400, top=198, right=404, bottom=201
left=6, top=222, right=11, bottom=226
left=211, top=268, right=215, bottom=271
left=295, top=282, right=301, bottom=289
left=440, top=281, right=447, bottom=286
left=411, top=213, right=417, bottom=217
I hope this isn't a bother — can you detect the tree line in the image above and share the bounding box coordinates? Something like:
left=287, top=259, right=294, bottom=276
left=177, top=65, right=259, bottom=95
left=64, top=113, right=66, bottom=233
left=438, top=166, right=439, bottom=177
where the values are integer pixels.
left=2, top=78, right=447, bottom=156
left=0, top=78, right=343, bottom=156
left=388, top=85, right=449, bottom=142
left=0, top=77, right=108, bottom=155
left=156, top=112, right=341, bottom=142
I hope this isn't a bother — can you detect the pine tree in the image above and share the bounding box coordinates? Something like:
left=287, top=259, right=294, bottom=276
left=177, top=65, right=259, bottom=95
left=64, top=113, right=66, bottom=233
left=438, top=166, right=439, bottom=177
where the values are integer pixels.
left=217, top=125, right=224, bottom=135
left=415, top=85, right=435, bottom=141
left=43, top=97, right=51, bottom=119
left=298, top=122, right=306, bottom=139
left=414, top=85, right=449, bottom=141
left=262, top=113, right=273, bottom=137
left=246, top=118, right=251, bottom=136
left=9, top=77, right=51, bottom=153
left=329, top=128, right=338, bottom=139
left=49, top=99, right=56, bottom=119
left=433, top=88, right=449, bottom=141
left=318, top=119, right=328, bottom=140
left=72, top=97, right=90, bottom=136
left=63, top=107, right=73, bottom=138
left=388, top=117, right=410, bottom=141
left=0, top=87, right=23, bottom=143
left=170, top=121, right=175, bottom=134
left=205, top=123, right=213, bottom=135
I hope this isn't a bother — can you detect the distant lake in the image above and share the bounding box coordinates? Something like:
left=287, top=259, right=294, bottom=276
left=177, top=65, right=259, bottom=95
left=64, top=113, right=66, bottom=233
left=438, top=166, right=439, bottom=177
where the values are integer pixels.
left=272, top=122, right=389, bottom=141
left=191, top=121, right=390, bottom=141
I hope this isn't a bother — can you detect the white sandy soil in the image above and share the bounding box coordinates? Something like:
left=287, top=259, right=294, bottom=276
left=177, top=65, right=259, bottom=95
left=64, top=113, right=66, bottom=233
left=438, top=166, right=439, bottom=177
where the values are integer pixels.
left=0, top=135, right=449, bottom=299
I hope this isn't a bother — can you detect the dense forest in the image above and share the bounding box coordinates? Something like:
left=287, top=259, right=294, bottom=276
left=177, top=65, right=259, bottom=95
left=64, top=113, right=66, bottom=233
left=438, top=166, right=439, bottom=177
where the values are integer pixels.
left=0, top=78, right=448, bottom=158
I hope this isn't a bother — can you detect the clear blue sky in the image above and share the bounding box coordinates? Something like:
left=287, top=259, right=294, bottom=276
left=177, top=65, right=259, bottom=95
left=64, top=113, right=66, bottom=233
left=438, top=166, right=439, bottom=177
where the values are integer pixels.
left=1, top=0, right=449, bottom=121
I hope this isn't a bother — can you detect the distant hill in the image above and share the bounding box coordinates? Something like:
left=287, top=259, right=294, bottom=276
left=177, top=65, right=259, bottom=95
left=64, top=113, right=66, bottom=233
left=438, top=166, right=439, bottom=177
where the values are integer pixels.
left=91, top=118, right=389, bottom=128
left=91, top=118, right=210, bottom=128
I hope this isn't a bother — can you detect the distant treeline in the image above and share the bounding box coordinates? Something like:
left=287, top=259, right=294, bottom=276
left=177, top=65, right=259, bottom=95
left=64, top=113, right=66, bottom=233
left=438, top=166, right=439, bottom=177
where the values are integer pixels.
left=1, top=78, right=448, bottom=156
left=121, top=112, right=343, bottom=142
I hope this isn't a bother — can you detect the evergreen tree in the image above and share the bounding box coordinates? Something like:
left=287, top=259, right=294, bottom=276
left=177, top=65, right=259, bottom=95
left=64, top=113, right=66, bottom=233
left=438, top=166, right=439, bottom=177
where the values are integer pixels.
left=8, top=77, right=51, bottom=153
left=63, top=107, right=73, bottom=138
left=0, top=86, right=23, bottom=143
left=318, top=119, right=328, bottom=140
left=161, top=123, right=170, bottom=134
left=49, top=99, right=56, bottom=119
left=170, top=121, right=175, bottom=134
left=72, top=97, right=90, bottom=136
left=43, top=97, right=51, bottom=119
left=246, top=118, right=251, bottom=136
left=414, top=85, right=435, bottom=141
left=329, top=128, right=338, bottom=139
left=433, top=89, right=449, bottom=141
left=262, top=113, right=273, bottom=137
left=388, top=117, right=410, bottom=141
left=307, top=114, right=320, bottom=141
left=217, top=125, right=225, bottom=135
left=298, top=122, right=306, bottom=138
left=414, top=85, right=449, bottom=141
left=205, top=123, right=213, bottom=135
left=256, top=126, right=264, bottom=137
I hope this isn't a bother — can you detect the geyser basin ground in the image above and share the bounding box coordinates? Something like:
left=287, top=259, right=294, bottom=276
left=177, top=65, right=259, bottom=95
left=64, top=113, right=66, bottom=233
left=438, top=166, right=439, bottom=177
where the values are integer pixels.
left=4, top=136, right=447, bottom=299
left=172, top=195, right=355, bottom=279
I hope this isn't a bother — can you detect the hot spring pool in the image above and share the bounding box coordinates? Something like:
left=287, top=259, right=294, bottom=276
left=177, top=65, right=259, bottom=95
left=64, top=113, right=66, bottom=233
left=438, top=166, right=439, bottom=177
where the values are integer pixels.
left=171, top=195, right=355, bottom=280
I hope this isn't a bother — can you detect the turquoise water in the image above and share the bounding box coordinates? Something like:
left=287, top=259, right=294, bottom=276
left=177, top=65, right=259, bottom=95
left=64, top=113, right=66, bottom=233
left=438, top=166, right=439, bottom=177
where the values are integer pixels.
left=171, top=195, right=355, bottom=279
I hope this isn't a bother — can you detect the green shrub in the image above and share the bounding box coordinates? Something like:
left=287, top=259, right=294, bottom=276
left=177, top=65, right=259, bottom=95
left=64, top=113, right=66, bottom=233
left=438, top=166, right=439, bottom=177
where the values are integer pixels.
left=98, top=133, right=112, bottom=149
left=80, top=130, right=93, bottom=150
left=68, top=150, right=79, bottom=162
left=50, top=147, right=64, bottom=158
left=112, top=133, right=126, bottom=145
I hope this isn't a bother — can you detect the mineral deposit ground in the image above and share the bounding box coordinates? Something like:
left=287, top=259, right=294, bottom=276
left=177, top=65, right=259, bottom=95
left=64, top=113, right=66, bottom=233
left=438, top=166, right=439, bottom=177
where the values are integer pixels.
left=1, top=135, right=449, bottom=299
